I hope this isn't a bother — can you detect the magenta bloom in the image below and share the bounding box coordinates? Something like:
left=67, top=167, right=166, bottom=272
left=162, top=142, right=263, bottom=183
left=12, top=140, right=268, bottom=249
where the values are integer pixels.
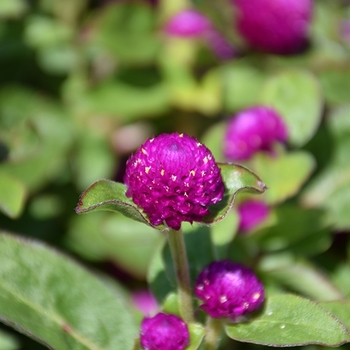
left=164, top=9, right=212, bottom=38
left=238, top=200, right=270, bottom=232
left=132, top=290, right=159, bottom=316
left=224, top=106, right=288, bottom=161
left=124, top=133, right=224, bottom=230
left=140, top=313, right=189, bottom=350
left=195, top=260, right=265, bottom=320
left=233, top=0, right=313, bottom=55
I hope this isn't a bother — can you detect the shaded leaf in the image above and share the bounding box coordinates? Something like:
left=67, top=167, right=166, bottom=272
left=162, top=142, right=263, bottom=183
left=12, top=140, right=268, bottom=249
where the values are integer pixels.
left=259, top=69, right=323, bottom=147
left=0, top=173, right=26, bottom=218
left=226, top=294, right=350, bottom=346
left=0, top=232, right=137, bottom=350
left=252, top=151, right=315, bottom=205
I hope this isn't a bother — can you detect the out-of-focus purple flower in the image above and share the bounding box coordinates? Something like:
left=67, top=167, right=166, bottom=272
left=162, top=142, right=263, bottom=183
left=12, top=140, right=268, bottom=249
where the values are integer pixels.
left=195, top=260, right=265, bottom=321
left=224, top=106, right=288, bottom=161
left=140, top=313, right=189, bottom=350
left=163, top=9, right=237, bottom=60
left=124, top=133, right=224, bottom=230
left=233, top=0, right=313, bottom=55
left=340, top=20, right=350, bottom=44
left=237, top=200, right=270, bottom=233
left=132, top=290, right=159, bottom=316
left=164, top=9, right=212, bottom=38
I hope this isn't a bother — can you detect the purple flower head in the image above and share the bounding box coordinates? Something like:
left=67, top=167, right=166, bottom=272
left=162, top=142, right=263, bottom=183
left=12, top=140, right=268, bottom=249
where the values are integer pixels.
left=238, top=200, right=270, bottom=233
left=124, top=133, right=224, bottom=230
left=132, top=290, right=159, bottom=316
left=164, top=9, right=212, bottom=38
left=233, top=0, right=313, bottom=55
left=140, top=313, right=189, bottom=350
left=195, top=260, right=265, bottom=321
left=224, top=106, right=288, bottom=161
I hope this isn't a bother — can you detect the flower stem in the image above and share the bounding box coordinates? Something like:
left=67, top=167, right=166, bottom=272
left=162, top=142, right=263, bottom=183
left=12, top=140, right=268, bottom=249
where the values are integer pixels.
left=167, top=228, right=194, bottom=323
left=204, top=317, right=223, bottom=350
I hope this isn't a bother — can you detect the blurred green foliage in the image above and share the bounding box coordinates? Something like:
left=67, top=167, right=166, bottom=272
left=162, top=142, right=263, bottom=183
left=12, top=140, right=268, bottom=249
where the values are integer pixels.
left=1, top=0, right=350, bottom=349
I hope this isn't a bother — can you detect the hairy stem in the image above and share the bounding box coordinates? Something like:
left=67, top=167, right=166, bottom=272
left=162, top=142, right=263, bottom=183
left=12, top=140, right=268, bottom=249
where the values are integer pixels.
left=204, top=317, right=223, bottom=350
left=167, top=228, right=194, bottom=323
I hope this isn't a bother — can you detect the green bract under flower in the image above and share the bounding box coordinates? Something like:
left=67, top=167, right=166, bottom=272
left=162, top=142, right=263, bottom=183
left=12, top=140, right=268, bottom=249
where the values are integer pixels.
left=124, top=133, right=224, bottom=230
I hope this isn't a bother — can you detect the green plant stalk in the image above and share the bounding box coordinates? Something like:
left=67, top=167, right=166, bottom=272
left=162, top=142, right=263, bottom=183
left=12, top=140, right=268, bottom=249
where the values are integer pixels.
left=204, top=317, right=223, bottom=350
left=167, top=228, right=194, bottom=323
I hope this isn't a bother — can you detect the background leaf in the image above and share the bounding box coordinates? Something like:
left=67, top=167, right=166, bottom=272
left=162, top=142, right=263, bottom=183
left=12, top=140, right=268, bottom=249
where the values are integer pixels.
left=259, top=69, right=323, bottom=147
left=225, top=294, right=350, bottom=347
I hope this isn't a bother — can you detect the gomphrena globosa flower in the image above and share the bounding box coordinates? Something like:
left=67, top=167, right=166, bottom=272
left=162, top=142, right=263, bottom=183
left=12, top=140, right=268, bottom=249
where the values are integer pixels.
left=195, top=260, right=265, bottom=321
left=224, top=106, right=288, bottom=161
left=237, top=200, right=270, bottom=233
left=140, top=313, right=189, bottom=350
left=124, top=133, right=224, bottom=230
left=233, top=0, right=313, bottom=55
left=164, top=9, right=212, bottom=38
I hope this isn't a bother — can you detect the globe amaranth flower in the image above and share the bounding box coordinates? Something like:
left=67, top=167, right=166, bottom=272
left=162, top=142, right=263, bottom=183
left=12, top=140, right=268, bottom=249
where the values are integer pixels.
left=195, top=260, right=265, bottom=321
left=140, top=313, right=189, bottom=350
left=238, top=200, right=270, bottom=233
left=224, top=106, right=288, bottom=161
left=163, top=9, right=236, bottom=59
left=233, top=0, right=313, bottom=55
left=124, top=133, right=224, bottom=230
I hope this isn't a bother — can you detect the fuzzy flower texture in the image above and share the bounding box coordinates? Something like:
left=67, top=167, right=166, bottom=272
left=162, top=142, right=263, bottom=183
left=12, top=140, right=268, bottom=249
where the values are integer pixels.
left=195, top=260, right=265, bottom=321
left=140, top=313, right=189, bottom=350
left=124, top=133, right=224, bottom=230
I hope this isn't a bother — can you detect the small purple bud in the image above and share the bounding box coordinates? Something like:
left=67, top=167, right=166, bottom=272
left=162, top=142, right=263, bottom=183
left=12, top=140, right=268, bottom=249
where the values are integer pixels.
left=233, top=0, right=313, bottom=55
left=204, top=29, right=237, bottom=60
left=132, top=290, right=159, bottom=316
left=223, top=106, right=288, bottom=161
left=124, top=133, right=224, bottom=230
left=140, top=313, right=189, bottom=350
left=339, top=20, right=350, bottom=44
left=237, top=200, right=270, bottom=233
left=195, top=260, right=265, bottom=321
left=164, top=9, right=212, bottom=38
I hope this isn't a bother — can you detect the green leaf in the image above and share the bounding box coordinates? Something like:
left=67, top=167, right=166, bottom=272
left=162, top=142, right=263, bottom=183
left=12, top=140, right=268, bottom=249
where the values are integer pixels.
left=225, top=294, right=350, bottom=347
left=252, top=151, right=315, bottom=205
left=201, top=122, right=226, bottom=162
left=187, top=324, right=205, bottom=350
left=0, top=232, right=137, bottom=350
left=0, top=329, right=19, bottom=350
left=260, top=256, right=343, bottom=301
left=202, top=163, right=266, bottom=224
left=221, top=62, right=266, bottom=112
left=248, top=205, right=331, bottom=256
left=319, top=301, right=350, bottom=331
left=0, top=0, right=27, bottom=18
left=259, top=69, right=323, bottom=147
left=301, top=106, right=350, bottom=229
left=0, top=173, right=26, bottom=218
left=75, top=179, right=166, bottom=230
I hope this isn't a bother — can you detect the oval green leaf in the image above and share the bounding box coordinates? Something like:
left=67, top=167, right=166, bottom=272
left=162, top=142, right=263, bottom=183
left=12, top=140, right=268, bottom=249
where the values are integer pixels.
left=0, top=232, right=137, bottom=350
left=259, top=69, right=323, bottom=147
left=225, top=294, right=350, bottom=347
left=75, top=179, right=166, bottom=231
left=202, top=163, right=266, bottom=224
